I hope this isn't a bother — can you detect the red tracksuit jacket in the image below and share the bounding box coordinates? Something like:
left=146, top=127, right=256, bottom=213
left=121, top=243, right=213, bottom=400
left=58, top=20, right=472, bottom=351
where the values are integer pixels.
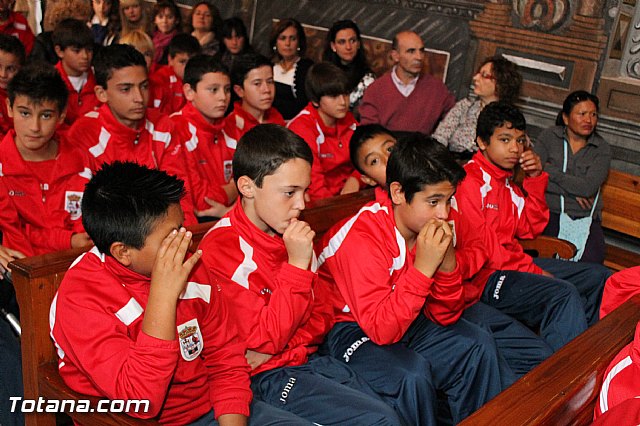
left=68, top=104, right=197, bottom=225
left=198, top=202, right=333, bottom=376
left=50, top=247, right=252, bottom=424
left=149, top=65, right=185, bottom=115
left=223, top=101, right=285, bottom=142
left=0, top=12, right=34, bottom=54
left=450, top=152, right=550, bottom=305
left=594, top=321, right=640, bottom=420
left=171, top=102, right=237, bottom=208
left=287, top=103, right=358, bottom=201
left=0, top=131, right=94, bottom=256
left=55, top=62, right=101, bottom=125
left=599, top=267, right=640, bottom=319
left=317, top=187, right=464, bottom=345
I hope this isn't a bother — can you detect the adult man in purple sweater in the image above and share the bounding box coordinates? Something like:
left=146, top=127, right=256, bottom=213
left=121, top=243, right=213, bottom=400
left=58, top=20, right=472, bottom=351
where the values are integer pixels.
left=359, top=31, right=455, bottom=135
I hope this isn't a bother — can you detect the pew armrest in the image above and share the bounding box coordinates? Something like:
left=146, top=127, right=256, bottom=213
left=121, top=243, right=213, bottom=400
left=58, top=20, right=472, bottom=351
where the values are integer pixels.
left=519, top=235, right=577, bottom=259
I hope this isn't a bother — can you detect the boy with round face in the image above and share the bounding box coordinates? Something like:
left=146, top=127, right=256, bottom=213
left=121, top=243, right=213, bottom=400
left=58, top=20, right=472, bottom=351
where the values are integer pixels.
left=451, top=101, right=610, bottom=352
left=0, top=63, right=94, bottom=257
left=224, top=52, right=285, bottom=143
left=52, top=19, right=101, bottom=126
left=349, top=124, right=397, bottom=188
left=198, top=124, right=402, bottom=425
left=171, top=54, right=236, bottom=220
left=287, top=62, right=359, bottom=200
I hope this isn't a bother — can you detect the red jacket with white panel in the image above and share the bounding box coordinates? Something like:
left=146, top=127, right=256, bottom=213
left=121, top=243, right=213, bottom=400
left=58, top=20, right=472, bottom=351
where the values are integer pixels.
left=55, top=62, right=101, bottom=125
left=149, top=65, right=185, bottom=115
left=317, top=187, right=464, bottom=345
left=50, top=247, right=252, bottom=425
left=223, top=101, right=285, bottom=142
left=287, top=103, right=358, bottom=200
left=0, top=131, right=94, bottom=256
left=198, top=202, right=333, bottom=376
left=450, top=152, right=550, bottom=305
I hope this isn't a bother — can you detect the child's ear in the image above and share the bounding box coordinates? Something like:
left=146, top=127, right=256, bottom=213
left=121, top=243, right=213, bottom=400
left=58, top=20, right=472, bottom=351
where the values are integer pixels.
left=110, top=242, right=133, bottom=267
left=5, top=98, right=12, bottom=118
left=57, top=107, right=67, bottom=125
left=360, top=174, right=378, bottom=187
left=389, top=181, right=406, bottom=205
left=236, top=175, right=255, bottom=199
left=183, top=83, right=195, bottom=101
left=94, top=85, right=108, bottom=103
left=54, top=45, right=64, bottom=60
left=233, top=84, right=244, bottom=99
left=476, top=136, right=488, bottom=152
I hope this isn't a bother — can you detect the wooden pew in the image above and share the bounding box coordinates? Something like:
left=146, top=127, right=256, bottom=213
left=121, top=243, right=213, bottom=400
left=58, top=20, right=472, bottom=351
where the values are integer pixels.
left=601, top=169, right=640, bottom=271
left=460, top=293, right=640, bottom=426
left=11, top=188, right=579, bottom=425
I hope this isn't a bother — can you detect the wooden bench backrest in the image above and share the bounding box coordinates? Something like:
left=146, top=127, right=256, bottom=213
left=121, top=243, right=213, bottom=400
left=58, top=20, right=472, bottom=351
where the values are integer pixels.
left=12, top=190, right=375, bottom=426
left=460, top=294, right=640, bottom=426
left=601, top=169, right=640, bottom=239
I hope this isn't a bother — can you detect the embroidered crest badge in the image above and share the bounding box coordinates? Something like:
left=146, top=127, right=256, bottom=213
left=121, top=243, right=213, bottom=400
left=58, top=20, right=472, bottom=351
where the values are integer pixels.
left=64, top=191, right=83, bottom=220
left=177, top=318, right=204, bottom=361
left=223, top=160, right=233, bottom=182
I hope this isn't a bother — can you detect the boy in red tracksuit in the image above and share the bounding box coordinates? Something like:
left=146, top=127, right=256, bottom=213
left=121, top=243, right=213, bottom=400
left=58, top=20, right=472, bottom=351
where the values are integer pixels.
left=287, top=62, right=360, bottom=201
left=0, top=3, right=33, bottom=54
left=198, top=124, right=401, bottom=425
left=0, top=34, right=23, bottom=139
left=224, top=53, right=285, bottom=142
left=450, top=102, right=610, bottom=351
left=67, top=44, right=198, bottom=225
left=317, top=135, right=515, bottom=424
left=149, top=34, right=200, bottom=114
left=53, top=19, right=101, bottom=127
left=0, top=63, right=94, bottom=256
left=171, top=55, right=237, bottom=221
left=50, top=162, right=278, bottom=425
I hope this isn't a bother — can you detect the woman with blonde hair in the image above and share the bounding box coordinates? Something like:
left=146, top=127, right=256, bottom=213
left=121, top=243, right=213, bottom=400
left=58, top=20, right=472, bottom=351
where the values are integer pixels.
left=119, top=0, right=150, bottom=37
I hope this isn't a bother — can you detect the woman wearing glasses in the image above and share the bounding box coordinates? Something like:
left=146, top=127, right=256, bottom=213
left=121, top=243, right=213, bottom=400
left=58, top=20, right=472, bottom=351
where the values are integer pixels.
left=433, top=56, right=522, bottom=160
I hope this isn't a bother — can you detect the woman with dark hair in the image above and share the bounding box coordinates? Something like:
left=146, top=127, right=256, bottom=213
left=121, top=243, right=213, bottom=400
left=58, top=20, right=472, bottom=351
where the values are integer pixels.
left=189, top=1, right=223, bottom=56
left=323, top=19, right=375, bottom=116
left=215, top=17, right=253, bottom=71
left=270, top=18, right=313, bottom=120
left=89, top=0, right=120, bottom=45
left=433, top=56, right=522, bottom=158
left=151, top=0, right=181, bottom=64
left=533, top=91, right=611, bottom=263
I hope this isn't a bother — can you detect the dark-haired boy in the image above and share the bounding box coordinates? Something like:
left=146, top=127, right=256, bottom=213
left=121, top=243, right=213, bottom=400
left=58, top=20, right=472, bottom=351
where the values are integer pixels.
left=0, top=33, right=24, bottom=138
left=67, top=44, right=198, bottom=225
left=224, top=52, right=285, bottom=142
left=451, top=102, right=610, bottom=351
left=317, top=134, right=509, bottom=424
left=287, top=62, right=359, bottom=201
left=0, top=63, right=94, bottom=256
left=198, top=124, right=401, bottom=425
left=171, top=54, right=237, bottom=220
left=150, top=33, right=200, bottom=114
left=52, top=18, right=100, bottom=125
left=349, top=123, right=397, bottom=188
left=49, top=161, right=258, bottom=425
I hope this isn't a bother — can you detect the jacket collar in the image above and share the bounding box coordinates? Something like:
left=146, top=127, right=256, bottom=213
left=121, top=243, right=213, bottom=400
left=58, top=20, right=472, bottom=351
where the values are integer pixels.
left=469, top=151, right=514, bottom=181
left=181, top=102, right=225, bottom=135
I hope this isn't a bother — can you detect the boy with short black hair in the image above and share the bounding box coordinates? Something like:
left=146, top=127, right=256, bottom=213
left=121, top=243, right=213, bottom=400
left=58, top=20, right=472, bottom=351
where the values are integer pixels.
left=171, top=54, right=236, bottom=220
left=349, top=123, right=396, bottom=187
left=0, top=62, right=94, bottom=256
left=67, top=44, right=198, bottom=225
left=49, top=161, right=257, bottom=425
left=451, top=101, right=610, bottom=351
left=224, top=52, right=285, bottom=141
left=287, top=62, right=359, bottom=200
left=198, top=124, right=401, bottom=425
left=52, top=18, right=100, bottom=125
left=150, top=33, right=200, bottom=114
left=0, top=33, right=24, bottom=138
left=317, top=134, right=509, bottom=424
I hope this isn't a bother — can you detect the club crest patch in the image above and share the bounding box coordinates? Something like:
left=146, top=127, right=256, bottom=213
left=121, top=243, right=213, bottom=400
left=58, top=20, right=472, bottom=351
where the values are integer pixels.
left=223, top=160, right=233, bottom=182
left=177, top=318, right=203, bottom=361
left=64, top=191, right=83, bottom=220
